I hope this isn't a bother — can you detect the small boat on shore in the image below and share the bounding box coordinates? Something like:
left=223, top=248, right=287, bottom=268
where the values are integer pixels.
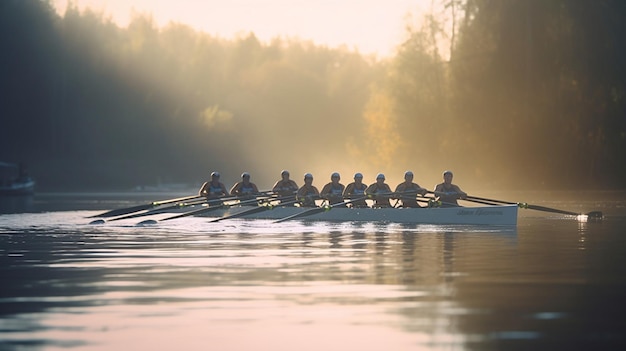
left=0, top=162, right=35, bottom=196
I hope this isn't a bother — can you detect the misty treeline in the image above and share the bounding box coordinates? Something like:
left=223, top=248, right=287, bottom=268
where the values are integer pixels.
left=1, top=0, right=624, bottom=191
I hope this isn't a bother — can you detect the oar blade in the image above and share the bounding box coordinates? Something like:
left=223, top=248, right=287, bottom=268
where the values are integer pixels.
left=137, top=219, right=158, bottom=226
left=586, top=211, right=603, bottom=219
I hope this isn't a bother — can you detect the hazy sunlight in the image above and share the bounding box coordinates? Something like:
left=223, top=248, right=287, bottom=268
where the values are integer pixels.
left=51, top=0, right=431, bottom=58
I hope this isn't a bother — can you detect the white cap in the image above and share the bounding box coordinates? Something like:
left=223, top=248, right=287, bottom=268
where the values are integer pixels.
left=376, top=173, right=385, bottom=180
left=443, top=170, right=453, bottom=176
left=241, top=172, right=250, bottom=178
left=211, top=171, right=220, bottom=177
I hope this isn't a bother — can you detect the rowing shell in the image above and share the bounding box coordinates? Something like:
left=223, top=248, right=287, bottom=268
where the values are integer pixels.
left=195, top=204, right=519, bottom=226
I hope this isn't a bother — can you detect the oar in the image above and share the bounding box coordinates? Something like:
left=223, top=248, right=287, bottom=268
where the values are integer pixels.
left=140, top=194, right=274, bottom=224
left=388, top=189, right=441, bottom=206
left=274, top=195, right=369, bottom=223
left=458, top=197, right=502, bottom=206
left=89, top=197, right=211, bottom=224
left=89, top=194, right=204, bottom=218
left=463, top=195, right=603, bottom=218
left=208, top=198, right=299, bottom=223
left=429, top=191, right=519, bottom=207
left=402, top=195, right=464, bottom=208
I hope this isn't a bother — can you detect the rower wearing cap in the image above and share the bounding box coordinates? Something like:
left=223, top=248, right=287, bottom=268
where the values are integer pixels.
left=296, top=173, right=320, bottom=207
left=230, top=172, right=260, bottom=201
left=272, top=170, right=298, bottom=197
left=343, top=173, right=369, bottom=208
left=199, top=171, right=228, bottom=202
left=365, top=173, right=393, bottom=208
left=394, top=171, right=428, bottom=208
left=320, top=172, right=346, bottom=205
left=433, top=170, right=467, bottom=207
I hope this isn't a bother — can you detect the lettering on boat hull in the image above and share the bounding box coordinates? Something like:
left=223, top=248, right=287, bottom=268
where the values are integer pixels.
left=457, top=209, right=504, bottom=216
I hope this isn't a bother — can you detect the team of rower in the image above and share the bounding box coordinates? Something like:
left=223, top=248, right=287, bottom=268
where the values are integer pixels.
left=199, top=170, right=467, bottom=208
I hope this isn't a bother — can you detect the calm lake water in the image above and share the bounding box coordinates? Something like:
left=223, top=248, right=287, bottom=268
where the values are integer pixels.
left=1, top=191, right=625, bottom=350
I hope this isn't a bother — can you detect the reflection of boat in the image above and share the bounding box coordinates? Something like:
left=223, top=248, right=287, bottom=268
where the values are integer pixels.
left=0, top=162, right=35, bottom=196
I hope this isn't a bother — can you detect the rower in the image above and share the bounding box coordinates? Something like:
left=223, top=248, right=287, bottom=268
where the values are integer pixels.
left=198, top=171, right=228, bottom=205
left=271, top=170, right=298, bottom=199
left=433, top=170, right=467, bottom=207
left=365, top=173, right=392, bottom=208
left=320, top=172, right=345, bottom=206
left=296, top=173, right=320, bottom=207
left=394, top=171, right=427, bottom=208
left=343, top=173, right=369, bottom=208
left=230, top=172, right=260, bottom=203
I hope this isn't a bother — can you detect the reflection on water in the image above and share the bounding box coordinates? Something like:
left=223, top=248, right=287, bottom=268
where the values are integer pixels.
left=0, top=197, right=626, bottom=350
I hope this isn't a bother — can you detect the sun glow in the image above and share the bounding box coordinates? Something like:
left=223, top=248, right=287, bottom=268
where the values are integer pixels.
left=51, top=0, right=432, bottom=58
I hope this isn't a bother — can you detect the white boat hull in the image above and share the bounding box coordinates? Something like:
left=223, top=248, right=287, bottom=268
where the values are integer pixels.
left=198, top=204, right=519, bottom=226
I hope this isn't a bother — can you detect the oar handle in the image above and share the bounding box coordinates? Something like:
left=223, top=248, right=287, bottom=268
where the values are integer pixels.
left=258, top=194, right=296, bottom=204
left=391, top=189, right=428, bottom=197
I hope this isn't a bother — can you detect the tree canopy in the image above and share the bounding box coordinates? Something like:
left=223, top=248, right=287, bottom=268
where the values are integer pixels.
left=1, top=0, right=624, bottom=191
